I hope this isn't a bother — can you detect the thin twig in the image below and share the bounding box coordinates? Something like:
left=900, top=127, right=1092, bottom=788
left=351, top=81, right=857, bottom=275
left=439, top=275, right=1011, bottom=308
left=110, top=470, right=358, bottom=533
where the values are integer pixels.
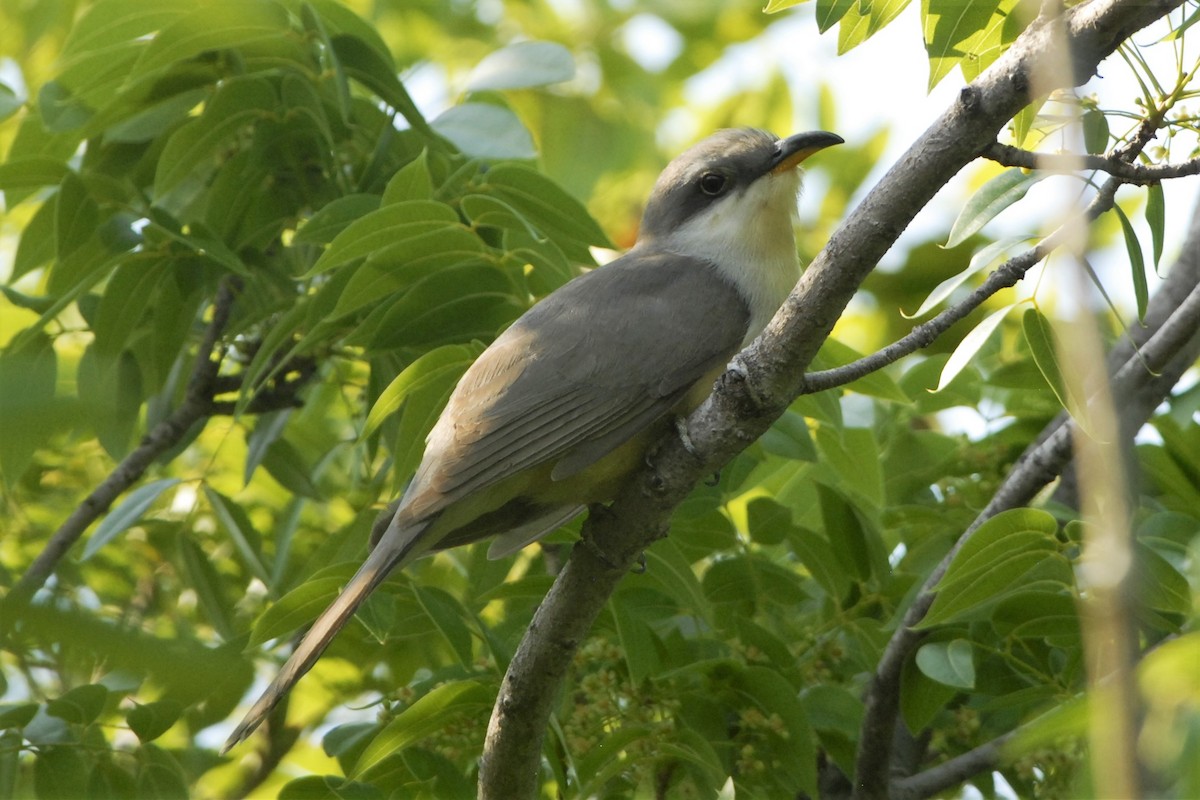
left=982, top=142, right=1200, bottom=183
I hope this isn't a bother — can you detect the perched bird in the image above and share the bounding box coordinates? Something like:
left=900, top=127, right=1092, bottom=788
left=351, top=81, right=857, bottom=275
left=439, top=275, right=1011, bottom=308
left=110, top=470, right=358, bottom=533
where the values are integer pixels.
left=224, top=127, right=842, bottom=750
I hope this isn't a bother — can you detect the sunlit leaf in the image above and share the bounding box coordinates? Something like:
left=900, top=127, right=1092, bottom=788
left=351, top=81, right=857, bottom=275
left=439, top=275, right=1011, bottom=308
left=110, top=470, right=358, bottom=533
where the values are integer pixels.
left=248, top=563, right=359, bottom=648
left=936, top=303, right=1014, bottom=391
left=126, top=701, right=184, bottom=743
left=947, top=168, right=1043, bottom=247
left=1113, top=204, right=1148, bottom=322
left=431, top=103, right=536, bottom=160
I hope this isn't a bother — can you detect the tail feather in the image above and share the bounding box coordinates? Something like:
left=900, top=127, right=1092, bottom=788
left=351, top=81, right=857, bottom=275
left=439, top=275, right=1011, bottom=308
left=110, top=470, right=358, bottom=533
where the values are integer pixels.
left=222, top=521, right=430, bottom=753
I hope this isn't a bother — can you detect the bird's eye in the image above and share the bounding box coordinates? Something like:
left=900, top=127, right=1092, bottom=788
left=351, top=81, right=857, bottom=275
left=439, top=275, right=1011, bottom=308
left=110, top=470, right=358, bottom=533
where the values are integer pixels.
left=699, top=172, right=728, bottom=196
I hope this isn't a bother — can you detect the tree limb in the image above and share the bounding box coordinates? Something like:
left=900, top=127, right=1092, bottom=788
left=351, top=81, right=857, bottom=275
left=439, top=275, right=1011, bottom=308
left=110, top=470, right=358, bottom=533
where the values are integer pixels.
left=6, top=279, right=239, bottom=608
left=478, top=2, right=1185, bottom=798
left=892, top=732, right=1016, bottom=800
left=982, top=141, right=1200, bottom=183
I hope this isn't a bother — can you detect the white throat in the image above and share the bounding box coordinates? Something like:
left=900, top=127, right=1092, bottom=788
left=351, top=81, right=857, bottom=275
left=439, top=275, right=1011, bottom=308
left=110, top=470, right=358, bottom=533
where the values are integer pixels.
left=660, top=170, right=802, bottom=346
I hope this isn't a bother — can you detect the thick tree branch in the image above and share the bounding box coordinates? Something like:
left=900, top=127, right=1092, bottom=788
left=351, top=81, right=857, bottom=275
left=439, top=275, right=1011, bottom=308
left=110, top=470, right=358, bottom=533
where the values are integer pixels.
left=479, top=2, right=1185, bottom=798
left=893, top=732, right=1016, bottom=800
left=6, top=279, right=239, bottom=608
left=982, top=141, right=1200, bottom=182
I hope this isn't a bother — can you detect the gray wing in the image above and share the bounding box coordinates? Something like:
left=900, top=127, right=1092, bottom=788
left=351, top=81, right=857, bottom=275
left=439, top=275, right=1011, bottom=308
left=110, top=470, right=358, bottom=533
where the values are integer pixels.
left=400, top=248, right=751, bottom=519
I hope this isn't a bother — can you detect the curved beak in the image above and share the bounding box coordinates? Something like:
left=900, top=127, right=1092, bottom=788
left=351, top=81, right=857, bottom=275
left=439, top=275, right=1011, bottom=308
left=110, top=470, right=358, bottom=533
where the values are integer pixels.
left=770, top=130, right=844, bottom=174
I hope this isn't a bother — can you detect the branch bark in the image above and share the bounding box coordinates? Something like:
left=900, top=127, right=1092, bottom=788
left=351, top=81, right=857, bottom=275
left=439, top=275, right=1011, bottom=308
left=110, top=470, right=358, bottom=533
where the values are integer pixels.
left=982, top=141, right=1200, bottom=182
left=478, top=1, right=1185, bottom=798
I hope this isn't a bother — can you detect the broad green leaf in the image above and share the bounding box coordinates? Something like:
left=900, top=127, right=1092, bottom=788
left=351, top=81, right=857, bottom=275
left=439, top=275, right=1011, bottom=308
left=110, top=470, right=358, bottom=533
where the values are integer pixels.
left=787, top=528, right=849, bottom=599
left=936, top=303, right=1014, bottom=391
left=87, top=761, right=139, bottom=798
left=305, top=200, right=459, bottom=277
left=244, top=410, right=292, bottom=486
left=463, top=194, right=541, bottom=240
left=900, top=657, right=957, bottom=732
left=126, top=701, right=183, bottom=743
left=1082, top=106, right=1110, bottom=154
left=610, top=597, right=661, bottom=684
left=47, top=685, right=108, bottom=725
left=0, top=703, right=39, bottom=729
left=132, top=0, right=290, bottom=77
left=178, top=536, right=236, bottom=642
left=278, top=776, right=384, bottom=800
left=413, top=586, right=474, bottom=666
left=759, top=409, right=817, bottom=462
left=93, top=259, right=164, bottom=359
left=816, top=483, right=873, bottom=580
left=12, top=194, right=59, bottom=279
left=732, top=666, right=817, bottom=797
left=1113, top=205, right=1148, bottom=322
left=330, top=33, right=431, bottom=136
left=815, top=0, right=856, bottom=32
left=154, top=76, right=278, bottom=196
left=906, top=235, right=1032, bottom=319
left=922, top=0, right=1002, bottom=89
left=0, top=332, right=58, bottom=485
left=815, top=426, right=884, bottom=508
left=1021, top=307, right=1075, bottom=414
left=837, top=0, right=911, bottom=54
left=640, top=540, right=712, bottom=622
left=38, top=80, right=92, bottom=132
left=365, top=263, right=522, bottom=350
left=203, top=486, right=271, bottom=585
left=431, top=103, right=536, bottom=160
left=82, top=478, right=181, bottom=560
left=294, top=195, right=383, bottom=246
left=1145, top=182, right=1165, bottom=270
left=921, top=508, right=1066, bottom=627
left=261, top=439, right=324, bottom=500
left=947, top=168, right=1043, bottom=247
left=34, top=747, right=89, bottom=800
left=55, top=172, right=99, bottom=260
left=485, top=163, right=611, bottom=251
left=381, top=150, right=433, bottom=204
left=916, top=639, right=976, bottom=688
left=0, top=157, right=69, bottom=193
left=136, top=744, right=189, bottom=799
left=354, top=681, right=494, bottom=777
left=248, top=563, right=359, bottom=648
left=466, top=41, right=574, bottom=91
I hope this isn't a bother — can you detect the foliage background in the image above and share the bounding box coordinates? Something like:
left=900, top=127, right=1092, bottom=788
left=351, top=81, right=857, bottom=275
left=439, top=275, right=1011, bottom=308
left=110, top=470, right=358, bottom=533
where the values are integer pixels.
left=0, top=0, right=1198, bottom=798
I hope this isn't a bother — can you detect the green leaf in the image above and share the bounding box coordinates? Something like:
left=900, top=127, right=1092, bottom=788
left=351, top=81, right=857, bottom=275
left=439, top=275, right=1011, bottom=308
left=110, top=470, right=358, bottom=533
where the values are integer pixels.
left=431, top=103, right=536, bottom=160
left=38, top=80, right=92, bottom=132
left=466, top=41, right=574, bottom=91
left=816, top=483, right=873, bottom=580
left=413, top=586, right=474, bottom=666
left=0, top=331, right=58, bottom=485
left=381, top=150, right=433, bottom=204
left=0, top=157, right=70, bottom=193
left=1113, top=204, right=1148, bottom=322
left=906, top=235, right=1031, bottom=319
left=34, top=747, right=89, bottom=800
left=1021, top=307, right=1076, bottom=414
left=732, top=666, right=817, bottom=797
left=812, top=338, right=910, bottom=403
left=11, top=194, right=60, bottom=279
left=936, top=303, right=1014, bottom=391
left=261, top=438, right=324, bottom=500
left=47, top=684, right=108, bottom=725
left=248, top=563, right=359, bottom=648
left=132, top=0, right=290, bottom=77
left=82, top=479, right=181, bottom=560
left=278, top=776, right=384, bottom=800
left=126, top=701, right=183, bottom=743
left=362, top=342, right=477, bottom=441
left=87, top=760, right=139, bottom=799
left=921, top=508, right=1067, bottom=627
left=0, top=82, right=22, bottom=122
left=947, top=168, right=1043, bottom=247
left=899, top=658, right=957, bottom=732
left=136, top=744, right=189, bottom=799
left=304, top=200, right=459, bottom=277
left=55, top=172, right=100, bottom=260
left=178, top=537, right=236, bottom=642
left=153, top=75, right=278, bottom=196
left=330, top=33, right=431, bottom=136
left=1145, top=182, right=1165, bottom=270
left=354, top=680, right=494, bottom=777
left=294, top=195, right=383, bottom=246
left=1082, top=106, right=1110, bottom=154
left=203, top=486, right=271, bottom=585
left=0, top=703, right=39, bottom=729
left=837, top=0, right=912, bottom=54
left=815, top=0, right=856, bottom=32
left=916, top=639, right=976, bottom=688
left=93, top=258, right=164, bottom=359
left=922, top=0, right=1002, bottom=89
left=485, top=163, right=611, bottom=251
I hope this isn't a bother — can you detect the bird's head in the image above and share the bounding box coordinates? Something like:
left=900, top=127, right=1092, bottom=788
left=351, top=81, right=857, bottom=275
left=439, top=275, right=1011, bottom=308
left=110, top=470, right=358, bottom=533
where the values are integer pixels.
left=636, top=128, right=842, bottom=336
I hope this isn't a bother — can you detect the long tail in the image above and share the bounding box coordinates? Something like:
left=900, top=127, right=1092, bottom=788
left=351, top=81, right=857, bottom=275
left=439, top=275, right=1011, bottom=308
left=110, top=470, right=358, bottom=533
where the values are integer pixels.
left=222, top=519, right=430, bottom=752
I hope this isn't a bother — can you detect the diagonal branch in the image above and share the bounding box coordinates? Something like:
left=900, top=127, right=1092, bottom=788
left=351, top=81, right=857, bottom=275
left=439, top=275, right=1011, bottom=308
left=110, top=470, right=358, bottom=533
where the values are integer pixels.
left=478, top=2, right=1186, bottom=798
left=7, top=279, right=239, bottom=608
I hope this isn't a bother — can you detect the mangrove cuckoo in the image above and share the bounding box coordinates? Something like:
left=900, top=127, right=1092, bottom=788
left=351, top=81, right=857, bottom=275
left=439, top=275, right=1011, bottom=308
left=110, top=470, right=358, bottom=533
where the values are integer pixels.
left=224, top=127, right=842, bottom=750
